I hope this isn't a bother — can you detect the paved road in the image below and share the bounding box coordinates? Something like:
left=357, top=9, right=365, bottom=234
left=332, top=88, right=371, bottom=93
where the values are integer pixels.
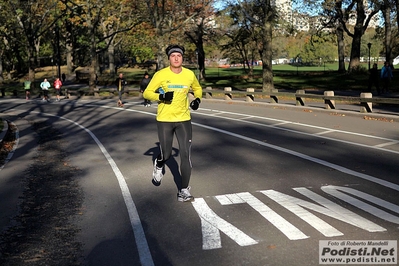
left=1, top=97, right=398, bottom=265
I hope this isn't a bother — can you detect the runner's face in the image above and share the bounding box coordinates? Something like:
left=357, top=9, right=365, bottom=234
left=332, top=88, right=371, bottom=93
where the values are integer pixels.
left=169, top=52, right=183, bottom=68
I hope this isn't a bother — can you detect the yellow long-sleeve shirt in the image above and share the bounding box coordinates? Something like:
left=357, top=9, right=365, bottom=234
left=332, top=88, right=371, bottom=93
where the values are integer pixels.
left=143, top=67, right=202, bottom=122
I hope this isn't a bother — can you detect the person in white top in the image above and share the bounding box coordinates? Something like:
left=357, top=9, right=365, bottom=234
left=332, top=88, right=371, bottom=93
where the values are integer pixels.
left=40, top=78, right=51, bottom=102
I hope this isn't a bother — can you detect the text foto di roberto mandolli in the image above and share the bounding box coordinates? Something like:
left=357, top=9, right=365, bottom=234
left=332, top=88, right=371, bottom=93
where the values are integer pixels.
left=319, top=240, right=397, bottom=264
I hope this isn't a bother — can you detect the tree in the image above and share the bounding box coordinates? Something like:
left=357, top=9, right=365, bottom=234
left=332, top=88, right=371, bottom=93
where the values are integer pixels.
left=144, top=0, right=201, bottom=70
left=222, top=5, right=257, bottom=74
left=1, top=0, right=62, bottom=82
left=334, top=0, right=380, bottom=71
left=184, top=0, right=216, bottom=80
left=0, top=2, right=22, bottom=82
left=99, top=0, right=146, bottom=74
left=380, top=0, right=396, bottom=63
left=66, top=0, right=146, bottom=90
left=319, top=0, right=348, bottom=72
left=231, top=0, right=278, bottom=91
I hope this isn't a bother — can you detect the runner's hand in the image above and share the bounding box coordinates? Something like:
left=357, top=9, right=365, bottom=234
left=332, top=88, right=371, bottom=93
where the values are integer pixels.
left=190, top=98, right=201, bottom=110
left=159, top=91, right=174, bottom=101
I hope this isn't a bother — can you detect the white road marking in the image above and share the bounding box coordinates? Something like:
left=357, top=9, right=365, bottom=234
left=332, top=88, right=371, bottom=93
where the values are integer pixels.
left=22, top=111, right=155, bottom=266
left=215, top=194, right=245, bottom=204
left=321, top=186, right=399, bottom=224
left=235, top=192, right=308, bottom=240
left=197, top=108, right=399, bottom=153
left=198, top=185, right=398, bottom=249
left=260, top=190, right=344, bottom=237
left=192, top=122, right=399, bottom=192
left=375, top=140, right=399, bottom=148
left=216, top=193, right=309, bottom=239
left=4, top=101, right=399, bottom=254
left=192, top=198, right=258, bottom=250
left=265, top=188, right=386, bottom=233
left=315, top=130, right=335, bottom=135
left=293, top=187, right=386, bottom=232
left=238, top=115, right=256, bottom=120
left=270, top=121, right=291, bottom=127
left=56, top=100, right=399, bottom=152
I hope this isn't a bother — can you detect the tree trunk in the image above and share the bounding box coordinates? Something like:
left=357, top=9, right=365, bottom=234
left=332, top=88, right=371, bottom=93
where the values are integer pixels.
left=109, top=41, right=116, bottom=75
left=261, top=20, right=274, bottom=91
left=28, top=44, right=36, bottom=88
left=155, top=38, right=166, bottom=71
left=336, top=24, right=346, bottom=73
left=66, top=41, right=73, bottom=75
left=348, top=31, right=362, bottom=71
left=0, top=55, right=3, bottom=84
left=12, top=29, right=25, bottom=74
left=348, top=1, right=366, bottom=72
left=89, top=34, right=98, bottom=92
left=65, top=20, right=74, bottom=75
left=107, top=27, right=116, bottom=75
left=381, top=2, right=393, bottom=64
left=197, top=48, right=206, bottom=80
left=197, top=35, right=206, bottom=80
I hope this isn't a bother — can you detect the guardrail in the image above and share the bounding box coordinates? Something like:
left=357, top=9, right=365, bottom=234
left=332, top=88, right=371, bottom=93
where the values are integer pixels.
left=75, top=71, right=90, bottom=83
left=202, top=87, right=399, bottom=114
left=65, top=86, right=398, bottom=114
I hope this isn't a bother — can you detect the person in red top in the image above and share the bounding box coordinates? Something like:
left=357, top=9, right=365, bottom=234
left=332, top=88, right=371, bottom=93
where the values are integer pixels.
left=53, top=78, right=63, bottom=101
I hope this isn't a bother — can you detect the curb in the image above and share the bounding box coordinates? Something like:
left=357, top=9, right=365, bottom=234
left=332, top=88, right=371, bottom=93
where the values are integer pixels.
left=0, top=119, right=9, bottom=143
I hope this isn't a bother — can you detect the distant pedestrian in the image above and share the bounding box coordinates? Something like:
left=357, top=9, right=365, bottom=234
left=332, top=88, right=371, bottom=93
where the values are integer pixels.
left=53, top=77, right=63, bottom=101
left=61, top=73, right=66, bottom=83
left=115, top=73, right=127, bottom=107
left=40, top=78, right=51, bottom=102
left=140, top=72, right=152, bottom=107
left=368, top=63, right=380, bottom=95
left=381, top=61, right=393, bottom=94
left=23, top=78, right=32, bottom=100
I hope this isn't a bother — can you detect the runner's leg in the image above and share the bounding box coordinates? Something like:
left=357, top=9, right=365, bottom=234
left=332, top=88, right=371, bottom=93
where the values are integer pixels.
left=156, top=122, right=174, bottom=167
left=175, top=121, right=192, bottom=188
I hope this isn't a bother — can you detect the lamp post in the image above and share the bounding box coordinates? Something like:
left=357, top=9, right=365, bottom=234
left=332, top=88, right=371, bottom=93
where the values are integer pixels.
left=51, top=58, right=54, bottom=79
left=367, top=43, right=372, bottom=70
left=195, top=49, right=199, bottom=80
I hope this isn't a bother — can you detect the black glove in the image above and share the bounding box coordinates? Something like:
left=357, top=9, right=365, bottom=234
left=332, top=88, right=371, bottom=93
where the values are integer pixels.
left=159, top=91, right=174, bottom=101
left=190, top=98, right=201, bottom=110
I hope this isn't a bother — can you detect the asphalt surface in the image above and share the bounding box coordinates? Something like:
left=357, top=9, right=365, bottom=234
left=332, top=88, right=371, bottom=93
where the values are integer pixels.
left=1, top=95, right=398, bottom=266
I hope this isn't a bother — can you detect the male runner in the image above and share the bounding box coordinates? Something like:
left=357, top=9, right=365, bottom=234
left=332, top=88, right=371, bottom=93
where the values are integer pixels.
left=143, top=44, right=202, bottom=202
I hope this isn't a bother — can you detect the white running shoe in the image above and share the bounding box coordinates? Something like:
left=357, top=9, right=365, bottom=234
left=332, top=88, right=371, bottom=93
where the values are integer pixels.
left=177, top=186, right=194, bottom=202
left=152, top=159, right=163, bottom=186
